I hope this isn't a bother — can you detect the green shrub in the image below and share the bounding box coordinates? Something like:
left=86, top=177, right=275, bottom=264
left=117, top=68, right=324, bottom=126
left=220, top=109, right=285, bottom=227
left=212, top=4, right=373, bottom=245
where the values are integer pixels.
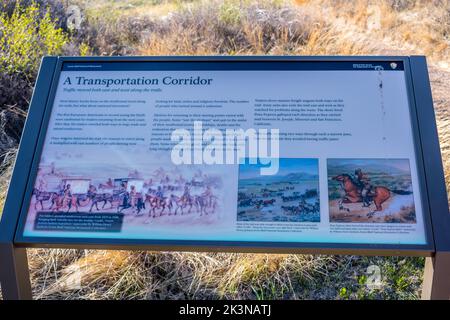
left=0, top=1, right=71, bottom=167
left=0, top=1, right=68, bottom=75
left=218, top=2, right=242, bottom=26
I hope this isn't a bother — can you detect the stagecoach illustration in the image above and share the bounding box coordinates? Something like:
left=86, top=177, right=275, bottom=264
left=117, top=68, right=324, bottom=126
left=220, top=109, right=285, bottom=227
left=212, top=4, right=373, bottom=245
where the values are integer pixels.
left=32, top=170, right=220, bottom=216
left=59, top=178, right=91, bottom=211
left=113, top=178, right=145, bottom=194
left=62, top=178, right=91, bottom=196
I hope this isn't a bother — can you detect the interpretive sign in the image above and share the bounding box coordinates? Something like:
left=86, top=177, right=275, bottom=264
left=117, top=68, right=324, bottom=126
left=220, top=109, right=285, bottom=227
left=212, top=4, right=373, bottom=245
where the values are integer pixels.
left=1, top=56, right=449, bottom=300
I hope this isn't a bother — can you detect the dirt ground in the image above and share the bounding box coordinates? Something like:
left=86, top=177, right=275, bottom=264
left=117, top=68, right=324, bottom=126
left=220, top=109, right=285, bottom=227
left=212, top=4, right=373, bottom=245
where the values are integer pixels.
left=329, top=197, right=417, bottom=223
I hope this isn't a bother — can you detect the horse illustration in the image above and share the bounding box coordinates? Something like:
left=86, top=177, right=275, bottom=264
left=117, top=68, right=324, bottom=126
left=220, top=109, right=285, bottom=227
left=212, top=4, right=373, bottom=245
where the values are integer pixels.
left=88, top=192, right=114, bottom=212
left=194, top=194, right=217, bottom=216
left=144, top=194, right=172, bottom=218
left=157, top=195, right=173, bottom=216
left=48, top=193, right=79, bottom=212
left=332, top=174, right=411, bottom=215
left=32, top=188, right=55, bottom=210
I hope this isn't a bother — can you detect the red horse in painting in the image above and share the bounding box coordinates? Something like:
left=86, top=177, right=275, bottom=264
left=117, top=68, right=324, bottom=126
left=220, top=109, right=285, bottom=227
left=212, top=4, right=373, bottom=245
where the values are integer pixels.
left=332, top=174, right=411, bottom=215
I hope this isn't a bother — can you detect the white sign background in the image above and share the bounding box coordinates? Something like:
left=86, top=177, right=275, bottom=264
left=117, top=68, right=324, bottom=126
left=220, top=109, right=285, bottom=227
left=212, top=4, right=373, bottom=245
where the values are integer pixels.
left=22, top=68, right=427, bottom=245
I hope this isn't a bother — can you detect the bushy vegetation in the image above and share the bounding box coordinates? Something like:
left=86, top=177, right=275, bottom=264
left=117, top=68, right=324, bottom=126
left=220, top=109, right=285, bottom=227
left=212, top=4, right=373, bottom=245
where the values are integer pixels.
left=1, top=0, right=449, bottom=300
left=0, top=1, right=70, bottom=166
left=0, top=2, right=68, bottom=74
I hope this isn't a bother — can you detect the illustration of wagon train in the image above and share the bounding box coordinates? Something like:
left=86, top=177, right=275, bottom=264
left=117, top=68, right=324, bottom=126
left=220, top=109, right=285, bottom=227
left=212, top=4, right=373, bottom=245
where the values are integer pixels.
left=31, top=175, right=219, bottom=218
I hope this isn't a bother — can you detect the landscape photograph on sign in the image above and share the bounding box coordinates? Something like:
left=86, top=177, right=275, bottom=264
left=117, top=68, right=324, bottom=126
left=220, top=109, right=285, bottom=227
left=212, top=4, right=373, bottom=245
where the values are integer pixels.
left=237, top=158, right=320, bottom=223
left=328, top=158, right=417, bottom=223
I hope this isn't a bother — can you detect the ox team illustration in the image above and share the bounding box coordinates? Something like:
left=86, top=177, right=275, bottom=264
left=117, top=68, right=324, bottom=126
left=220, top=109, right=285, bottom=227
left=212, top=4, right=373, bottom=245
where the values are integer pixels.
left=21, top=61, right=427, bottom=245
left=237, top=158, right=320, bottom=223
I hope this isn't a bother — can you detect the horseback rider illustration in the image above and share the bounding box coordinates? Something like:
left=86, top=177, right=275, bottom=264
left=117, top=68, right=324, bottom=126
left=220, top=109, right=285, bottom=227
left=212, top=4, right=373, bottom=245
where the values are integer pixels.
left=119, top=181, right=127, bottom=195
left=156, top=186, right=164, bottom=198
left=136, top=192, right=145, bottom=214
left=87, top=184, right=97, bottom=198
left=37, top=178, right=46, bottom=192
left=63, top=184, right=72, bottom=199
left=62, top=183, right=76, bottom=211
left=155, top=186, right=165, bottom=206
left=155, top=186, right=164, bottom=201
left=354, top=168, right=372, bottom=207
left=120, top=182, right=130, bottom=211
left=129, top=185, right=137, bottom=208
left=201, top=185, right=213, bottom=207
left=182, top=184, right=191, bottom=202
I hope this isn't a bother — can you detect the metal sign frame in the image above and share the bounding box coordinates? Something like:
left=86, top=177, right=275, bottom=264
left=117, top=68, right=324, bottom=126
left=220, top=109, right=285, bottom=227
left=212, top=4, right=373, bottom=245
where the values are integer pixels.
left=1, top=56, right=448, bottom=299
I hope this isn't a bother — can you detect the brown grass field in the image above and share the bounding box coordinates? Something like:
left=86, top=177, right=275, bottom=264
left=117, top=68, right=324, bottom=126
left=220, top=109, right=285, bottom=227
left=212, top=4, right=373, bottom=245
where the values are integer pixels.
left=0, top=0, right=449, bottom=299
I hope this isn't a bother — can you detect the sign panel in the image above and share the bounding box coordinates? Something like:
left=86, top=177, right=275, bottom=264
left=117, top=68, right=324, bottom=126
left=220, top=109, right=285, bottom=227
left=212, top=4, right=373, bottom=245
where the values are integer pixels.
left=17, top=59, right=430, bottom=248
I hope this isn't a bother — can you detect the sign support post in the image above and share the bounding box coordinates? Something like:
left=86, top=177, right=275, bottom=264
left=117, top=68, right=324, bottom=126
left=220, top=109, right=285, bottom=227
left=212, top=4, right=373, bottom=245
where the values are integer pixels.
left=409, top=56, right=450, bottom=300
left=422, top=253, right=450, bottom=299
left=0, top=56, right=57, bottom=300
left=0, top=244, right=32, bottom=300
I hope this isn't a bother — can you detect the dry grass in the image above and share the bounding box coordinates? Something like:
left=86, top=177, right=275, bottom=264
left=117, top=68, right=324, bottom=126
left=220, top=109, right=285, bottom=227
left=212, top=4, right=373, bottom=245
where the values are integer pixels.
left=292, top=0, right=450, bottom=64
left=74, top=0, right=187, bottom=19
left=1, top=0, right=449, bottom=300
left=25, top=249, right=423, bottom=300
left=135, top=0, right=450, bottom=62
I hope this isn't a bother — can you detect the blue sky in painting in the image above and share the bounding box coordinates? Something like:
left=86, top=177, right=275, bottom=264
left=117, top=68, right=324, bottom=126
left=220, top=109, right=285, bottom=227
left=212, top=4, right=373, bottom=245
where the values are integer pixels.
left=239, top=158, right=318, bottom=180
